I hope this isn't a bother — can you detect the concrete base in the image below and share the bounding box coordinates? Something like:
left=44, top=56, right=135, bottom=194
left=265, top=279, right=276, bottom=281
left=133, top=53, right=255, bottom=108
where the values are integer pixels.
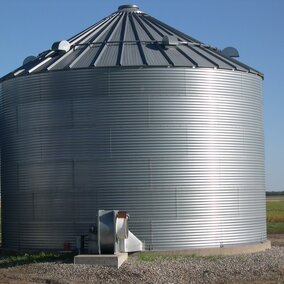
left=141, top=240, right=271, bottom=256
left=74, top=253, right=128, bottom=268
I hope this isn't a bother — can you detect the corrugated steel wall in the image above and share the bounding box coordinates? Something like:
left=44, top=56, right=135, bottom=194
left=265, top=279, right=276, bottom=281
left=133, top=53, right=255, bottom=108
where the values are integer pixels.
left=1, top=68, right=266, bottom=250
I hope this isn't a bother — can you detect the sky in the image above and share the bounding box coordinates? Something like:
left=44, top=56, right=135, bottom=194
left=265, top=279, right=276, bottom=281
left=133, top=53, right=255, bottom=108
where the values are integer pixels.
left=0, top=0, right=283, bottom=191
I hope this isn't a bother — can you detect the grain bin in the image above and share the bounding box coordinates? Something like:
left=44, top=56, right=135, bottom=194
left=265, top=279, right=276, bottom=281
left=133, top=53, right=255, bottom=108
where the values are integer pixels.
left=0, top=4, right=267, bottom=251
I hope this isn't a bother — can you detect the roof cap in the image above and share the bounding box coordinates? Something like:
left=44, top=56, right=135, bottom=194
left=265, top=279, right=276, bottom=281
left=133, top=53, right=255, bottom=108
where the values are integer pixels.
left=118, top=4, right=139, bottom=11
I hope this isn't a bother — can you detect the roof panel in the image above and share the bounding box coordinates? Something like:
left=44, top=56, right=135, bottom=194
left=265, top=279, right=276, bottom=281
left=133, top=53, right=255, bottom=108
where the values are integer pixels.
left=138, top=17, right=164, bottom=41
left=205, top=48, right=248, bottom=71
left=70, top=46, right=100, bottom=69
left=95, top=14, right=121, bottom=42
left=48, top=49, right=83, bottom=71
left=132, top=15, right=152, bottom=41
left=164, top=48, right=194, bottom=67
left=143, top=16, right=174, bottom=36
left=80, top=18, right=116, bottom=44
left=68, top=14, right=115, bottom=44
left=178, top=46, right=215, bottom=68
left=121, top=43, right=144, bottom=66
left=95, top=44, right=120, bottom=66
left=108, top=14, right=125, bottom=42
left=194, top=47, right=235, bottom=70
left=142, top=43, right=169, bottom=66
left=124, top=15, right=137, bottom=41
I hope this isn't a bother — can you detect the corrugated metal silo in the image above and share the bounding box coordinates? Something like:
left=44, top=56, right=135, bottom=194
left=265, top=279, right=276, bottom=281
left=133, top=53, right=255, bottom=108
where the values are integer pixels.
left=0, top=4, right=267, bottom=250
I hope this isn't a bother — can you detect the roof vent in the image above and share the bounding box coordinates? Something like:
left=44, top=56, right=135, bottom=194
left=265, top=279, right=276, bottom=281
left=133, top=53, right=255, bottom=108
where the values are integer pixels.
left=222, top=47, right=239, bottom=58
left=23, top=56, right=37, bottom=65
left=118, top=4, right=139, bottom=11
left=51, top=40, right=71, bottom=53
left=162, top=35, right=179, bottom=49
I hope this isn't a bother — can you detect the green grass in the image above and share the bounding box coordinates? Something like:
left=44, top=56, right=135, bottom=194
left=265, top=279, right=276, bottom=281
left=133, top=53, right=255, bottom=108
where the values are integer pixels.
left=266, top=195, right=284, bottom=234
left=267, top=223, right=284, bottom=234
left=138, top=253, right=163, bottom=262
left=138, top=252, right=222, bottom=262
left=0, top=251, right=75, bottom=268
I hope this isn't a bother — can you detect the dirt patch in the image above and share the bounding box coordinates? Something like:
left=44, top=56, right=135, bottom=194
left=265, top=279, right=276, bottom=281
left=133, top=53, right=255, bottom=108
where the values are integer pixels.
left=268, top=234, right=284, bottom=247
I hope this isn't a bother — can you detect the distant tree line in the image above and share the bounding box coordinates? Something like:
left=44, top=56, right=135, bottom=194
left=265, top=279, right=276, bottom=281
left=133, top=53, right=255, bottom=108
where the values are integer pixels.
left=266, top=191, right=284, bottom=196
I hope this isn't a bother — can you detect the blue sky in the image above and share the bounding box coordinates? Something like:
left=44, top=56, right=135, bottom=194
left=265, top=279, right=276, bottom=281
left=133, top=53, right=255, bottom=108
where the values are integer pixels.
left=0, top=0, right=283, bottom=191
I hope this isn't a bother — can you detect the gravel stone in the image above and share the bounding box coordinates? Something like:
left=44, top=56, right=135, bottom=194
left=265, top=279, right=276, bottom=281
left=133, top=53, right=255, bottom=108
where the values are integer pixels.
left=0, top=246, right=283, bottom=284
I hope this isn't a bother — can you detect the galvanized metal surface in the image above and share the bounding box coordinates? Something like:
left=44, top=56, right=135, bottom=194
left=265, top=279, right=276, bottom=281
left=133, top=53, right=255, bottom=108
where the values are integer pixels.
left=1, top=67, right=266, bottom=250
left=0, top=5, right=262, bottom=83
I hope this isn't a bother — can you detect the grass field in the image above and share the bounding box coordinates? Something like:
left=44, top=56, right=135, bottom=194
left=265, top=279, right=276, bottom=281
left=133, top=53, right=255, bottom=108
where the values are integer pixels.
left=0, top=251, right=74, bottom=268
left=266, top=195, right=284, bottom=234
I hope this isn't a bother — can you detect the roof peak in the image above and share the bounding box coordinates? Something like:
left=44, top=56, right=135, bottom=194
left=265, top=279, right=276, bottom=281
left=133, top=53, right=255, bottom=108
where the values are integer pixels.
left=118, top=4, right=140, bottom=12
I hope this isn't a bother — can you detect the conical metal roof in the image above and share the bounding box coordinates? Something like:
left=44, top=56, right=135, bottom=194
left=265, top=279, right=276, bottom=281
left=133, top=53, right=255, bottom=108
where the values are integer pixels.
left=1, top=4, right=263, bottom=82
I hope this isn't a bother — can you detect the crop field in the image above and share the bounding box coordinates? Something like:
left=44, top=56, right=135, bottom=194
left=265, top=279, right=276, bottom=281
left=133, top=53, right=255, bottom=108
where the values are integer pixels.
left=266, top=195, right=284, bottom=234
